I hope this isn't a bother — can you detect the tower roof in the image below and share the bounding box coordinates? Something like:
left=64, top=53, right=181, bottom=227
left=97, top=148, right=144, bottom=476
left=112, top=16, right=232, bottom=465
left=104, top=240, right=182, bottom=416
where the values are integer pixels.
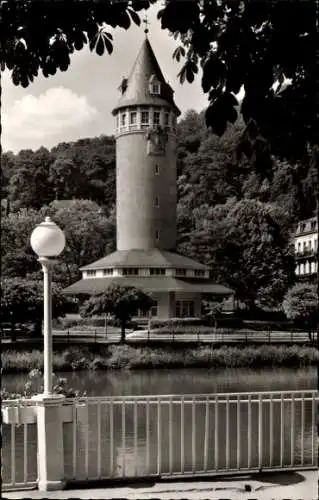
left=112, top=38, right=181, bottom=116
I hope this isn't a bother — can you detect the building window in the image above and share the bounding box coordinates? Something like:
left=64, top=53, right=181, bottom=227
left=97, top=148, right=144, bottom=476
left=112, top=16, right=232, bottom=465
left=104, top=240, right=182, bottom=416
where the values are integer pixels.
left=141, top=111, right=149, bottom=127
left=151, top=301, right=158, bottom=317
left=103, top=269, right=113, bottom=276
left=155, top=196, right=159, bottom=207
left=314, top=239, right=318, bottom=249
left=194, top=269, right=205, bottom=277
left=154, top=164, right=160, bottom=174
left=150, top=268, right=165, bottom=276
left=121, top=113, right=126, bottom=127
left=175, top=268, right=186, bottom=277
left=300, top=223, right=306, bottom=232
left=164, top=112, right=169, bottom=126
left=155, top=229, right=160, bottom=241
left=116, top=115, right=119, bottom=129
left=150, top=83, right=160, bottom=95
left=297, top=242, right=301, bottom=251
left=153, top=111, right=160, bottom=126
left=86, top=270, right=96, bottom=277
left=175, top=301, right=195, bottom=318
left=130, top=111, right=137, bottom=125
left=123, top=268, right=139, bottom=276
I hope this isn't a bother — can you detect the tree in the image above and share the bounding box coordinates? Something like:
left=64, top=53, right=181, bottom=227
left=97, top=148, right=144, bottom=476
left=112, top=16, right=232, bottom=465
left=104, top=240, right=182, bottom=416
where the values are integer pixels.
left=1, top=201, right=116, bottom=287
left=180, top=199, right=296, bottom=310
left=1, top=208, right=43, bottom=279
left=80, top=285, right=154, bottom=343
left=202, top=298, right=225, bottom=331
left=8, top=147, right=54, bottom=209
left=159, top=0, right=317, bottom=165
left=49, top=157, right=81, bottom=201
left=2, top=0, right=317, bottom=167
left=283, top=283, right=319, bottom=342
left=46, top=199, right=116, bottom=283
left=1, top=0, right=156, bottom=87
left=0, top=278, right=69, bottom=339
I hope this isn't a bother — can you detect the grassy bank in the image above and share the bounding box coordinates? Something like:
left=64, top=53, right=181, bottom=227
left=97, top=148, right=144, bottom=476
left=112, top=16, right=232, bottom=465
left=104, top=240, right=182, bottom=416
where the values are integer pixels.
left=2, top=344, right=318, bottom=374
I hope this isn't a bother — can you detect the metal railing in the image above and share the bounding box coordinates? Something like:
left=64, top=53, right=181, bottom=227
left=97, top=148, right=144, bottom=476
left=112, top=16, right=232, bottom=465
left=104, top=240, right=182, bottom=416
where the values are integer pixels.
left=64, top=390, right=318, bottom=481
left=3, top=390, right=318, bottom=490
left=2, top=400, right=38, bottom=491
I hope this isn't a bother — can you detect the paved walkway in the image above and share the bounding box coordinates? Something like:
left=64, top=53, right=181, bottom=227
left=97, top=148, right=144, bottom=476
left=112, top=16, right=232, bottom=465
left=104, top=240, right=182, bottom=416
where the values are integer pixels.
left=3, top=471, right=318, bottom=499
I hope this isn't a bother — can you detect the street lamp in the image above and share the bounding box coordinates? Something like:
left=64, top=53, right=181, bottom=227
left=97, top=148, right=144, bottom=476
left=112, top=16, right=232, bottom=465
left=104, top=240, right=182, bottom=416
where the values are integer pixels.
left=30, top=217, right=65, bottom=396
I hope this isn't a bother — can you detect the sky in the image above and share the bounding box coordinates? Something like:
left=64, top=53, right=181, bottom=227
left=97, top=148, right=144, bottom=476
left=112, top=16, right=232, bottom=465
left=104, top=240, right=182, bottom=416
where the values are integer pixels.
left=1, top=4, right=211, bottom=154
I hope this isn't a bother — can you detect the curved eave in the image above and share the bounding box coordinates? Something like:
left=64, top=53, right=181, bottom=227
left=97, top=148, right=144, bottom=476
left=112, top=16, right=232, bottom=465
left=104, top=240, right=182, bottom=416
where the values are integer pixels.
left=80, top=250, right=210, bottom=271
left=63, top=277, right=234, bottom=296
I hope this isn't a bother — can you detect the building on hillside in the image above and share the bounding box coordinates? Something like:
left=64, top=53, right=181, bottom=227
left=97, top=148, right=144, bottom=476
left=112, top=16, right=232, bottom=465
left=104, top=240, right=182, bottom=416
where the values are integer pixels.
left=294, top=216, right=318, bottom=281
left=64, top=34, right=233, bottom=318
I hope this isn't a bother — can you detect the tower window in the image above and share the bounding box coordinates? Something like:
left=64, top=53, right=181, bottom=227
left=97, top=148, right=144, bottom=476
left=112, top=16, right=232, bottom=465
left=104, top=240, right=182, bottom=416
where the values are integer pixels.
left=121, top=113, right=126, bottom=127
left=130, top=111, right=137, bottom=125
left=155, top=229, right=160, bottom=241
left=141, top=111, right=149, bottom=128
left=153, top=111, right=160, bottom=126
left=154, top=164, right=159, bottom=174
left=155, top=196, right=159, bottom=207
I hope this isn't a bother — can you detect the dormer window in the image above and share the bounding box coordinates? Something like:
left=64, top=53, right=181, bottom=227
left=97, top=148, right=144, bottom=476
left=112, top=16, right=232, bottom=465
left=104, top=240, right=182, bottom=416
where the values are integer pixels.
left=149, top=74, right=161, bottom=95
left=150, top=83, right=160, bottom=94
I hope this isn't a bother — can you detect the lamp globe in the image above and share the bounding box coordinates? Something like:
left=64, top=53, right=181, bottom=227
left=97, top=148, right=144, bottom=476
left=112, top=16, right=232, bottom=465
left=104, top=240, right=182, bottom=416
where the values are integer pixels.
left=30, top=217, right=65, bottom=258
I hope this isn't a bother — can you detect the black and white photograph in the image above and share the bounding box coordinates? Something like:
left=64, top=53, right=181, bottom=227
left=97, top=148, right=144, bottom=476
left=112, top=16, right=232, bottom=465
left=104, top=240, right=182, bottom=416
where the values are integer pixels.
left=1, top=1, right=318, bottom=498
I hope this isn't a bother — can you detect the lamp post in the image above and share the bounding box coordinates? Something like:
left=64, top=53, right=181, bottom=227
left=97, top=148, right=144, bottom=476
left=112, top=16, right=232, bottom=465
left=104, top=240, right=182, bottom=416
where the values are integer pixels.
left=30, top=216, right=65, bottom=395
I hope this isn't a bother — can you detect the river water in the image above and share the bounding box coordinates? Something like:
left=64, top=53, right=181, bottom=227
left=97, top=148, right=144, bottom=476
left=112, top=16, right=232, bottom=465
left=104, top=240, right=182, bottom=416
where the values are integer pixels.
left=3, top=366, right=316, bottom=396
left=2, top=367, right=317, bottom=484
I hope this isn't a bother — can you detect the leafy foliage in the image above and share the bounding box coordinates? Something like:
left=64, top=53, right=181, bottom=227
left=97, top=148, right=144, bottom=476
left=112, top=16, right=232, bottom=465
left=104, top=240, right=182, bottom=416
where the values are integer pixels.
left=179, top=199, right=295, bottom=309
left=1, top=277, right=69, bottom=338
left=80, top=285, right=154, bottom=342
left=283, top=283, right=319, bottom=340
left=4, top=136, right=116, bottom=211
left=158, top=0, right=317, bottom=165
left=1, top=0, right=156, bottom=86
left=1, top=201, right=115, bottom=286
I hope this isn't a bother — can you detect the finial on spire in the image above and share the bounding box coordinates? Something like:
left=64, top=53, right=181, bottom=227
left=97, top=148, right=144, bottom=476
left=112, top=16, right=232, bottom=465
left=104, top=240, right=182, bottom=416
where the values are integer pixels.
left=143, top=14, right=150, bottom=36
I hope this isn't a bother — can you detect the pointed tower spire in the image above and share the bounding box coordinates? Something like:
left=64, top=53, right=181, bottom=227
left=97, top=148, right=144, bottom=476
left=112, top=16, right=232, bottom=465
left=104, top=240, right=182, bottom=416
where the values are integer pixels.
left=112, top=38, right=180, bottom=116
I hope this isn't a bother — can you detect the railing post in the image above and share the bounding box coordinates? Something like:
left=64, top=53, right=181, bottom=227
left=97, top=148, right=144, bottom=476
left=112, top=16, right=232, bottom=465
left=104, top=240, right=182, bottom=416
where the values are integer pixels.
left=258, top=394, right=263, bottom=470
left=32, top=394, right=66, bottom=491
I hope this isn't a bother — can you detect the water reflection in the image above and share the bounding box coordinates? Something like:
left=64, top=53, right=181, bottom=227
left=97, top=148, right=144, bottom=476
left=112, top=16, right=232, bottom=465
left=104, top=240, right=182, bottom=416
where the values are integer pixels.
left=3, top=366, right=316, bottom=397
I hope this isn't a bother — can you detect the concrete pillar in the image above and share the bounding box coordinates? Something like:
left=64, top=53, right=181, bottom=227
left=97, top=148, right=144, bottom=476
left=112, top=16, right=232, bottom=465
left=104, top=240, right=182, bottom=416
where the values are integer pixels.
left=32, top=394, right=66, bottom=491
